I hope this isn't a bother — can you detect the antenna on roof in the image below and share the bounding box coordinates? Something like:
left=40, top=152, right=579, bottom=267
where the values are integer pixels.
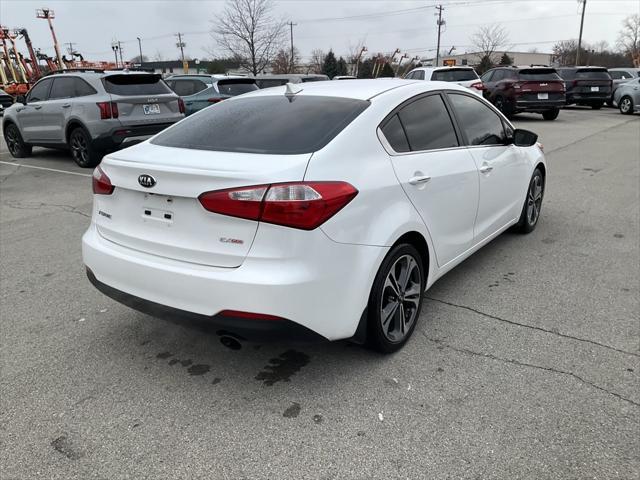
left=284, top=82, right=303, bottom=99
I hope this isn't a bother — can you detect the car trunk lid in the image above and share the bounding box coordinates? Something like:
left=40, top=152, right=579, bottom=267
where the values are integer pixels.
left=94, top=143, right=312, bottom=267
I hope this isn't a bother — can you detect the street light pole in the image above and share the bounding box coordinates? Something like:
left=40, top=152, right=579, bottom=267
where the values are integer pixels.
left=575, top=0, right=587, bottom=65
left=435, top=5, right=445, bottom=67
left=136, top=37, right=143, bottom=68
left=111, top=42, right=119, bottom=67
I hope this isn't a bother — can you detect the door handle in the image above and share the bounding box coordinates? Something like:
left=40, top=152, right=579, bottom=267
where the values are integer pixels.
left=408, top=175, right=431, bottom=185
left=479, top=164, right=493, bottom=174
left=62, top=103, right=71, bottom=108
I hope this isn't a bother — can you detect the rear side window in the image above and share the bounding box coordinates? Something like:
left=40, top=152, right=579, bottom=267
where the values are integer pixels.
left=49, top=77, right=76, bottom=99
left=170, top=79, right=208, bottom=96
left=576, top=69, right=610, bottom=80
left=103, top=74, right=172, bottom=95
left=75, top=78, right=97, bottom=96
left=216, top=80, right=258, bottom=96
left=27, top=78, right=52, bottom=102
left=152, top=95, right=369, bottom=154
left=380, top=115, right=410, bottom=153
left=448, top=93, right=507, bottom=146
left=431, top=69, right=478, bottom=82
left=396, top=94, right=458, bottom=151
left=518, top=69, right=561, bottom=81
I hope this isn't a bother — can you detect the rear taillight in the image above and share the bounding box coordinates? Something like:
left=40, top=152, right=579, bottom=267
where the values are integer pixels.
left=470, top=81, right=484, bottom=91
left=92, top=166, right=114, bottom=195
left=96, top=101, right=118, bottom=119
left=219, top=310, right=284, bottom=321
left=207, top=98, right=225, bottom=103
left=198, top=181, right=358, bottom=230
left=177, top=98, right=185, bottom=114
left=571, top=79, right=579, bottom=87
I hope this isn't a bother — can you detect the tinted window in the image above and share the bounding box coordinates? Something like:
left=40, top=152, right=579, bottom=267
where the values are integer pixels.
left=75, top=78, right=97, bottom=96
left=301, top=76, right=328, bottom=82
left=27, top=79, right=52, bottom=102
left=503, top=69, right=518, bottom=80
left=152, top=95, right=369, bottom=154
left=557, top=69, right=576, bottom=80
left=397, top=94, right=458, bottom=151
left=404, top=71, right=415, bottom=79
left=448, top=93, right=507, bottom=146
left=170, top=79, right=208, bottom=96
left=216, top=80, right=258, bottom=96
left=481, top=70, right=494, bottom=82
left=518, top=69, right=561, bottom=81
left=609, top=71, right=624, bottom=80
left=576, top=69, right=610, bottom=80
left=431, top=69, right=478, bottom=82
left=491, top=70, right=504, bottom=81
left=415, top=71, right=425, bottom=80
left=49, top=77, right=76, bottom=99
left=256, top=79, right=288, bottom=88
left=381, top=114, right=409, bottom=153
left=103, top=74, right=172, bottom=95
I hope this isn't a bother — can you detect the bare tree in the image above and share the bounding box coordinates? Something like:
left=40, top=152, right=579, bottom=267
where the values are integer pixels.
left=153, top=49, right=164, bottom=62
left=617, top=14, right=639, bottom=64
left=271, top=47, right=300, bottom=74
left=552, top=39, right=578, bottom=66
left=213, top=0, right=285, bottom=75
left=470, top=24, right=510, bottom=64
left=308, top=49, right=325, bottom=74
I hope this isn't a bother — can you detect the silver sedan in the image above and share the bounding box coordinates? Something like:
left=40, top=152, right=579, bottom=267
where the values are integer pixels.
left=613, top=78, right=640, bottom=115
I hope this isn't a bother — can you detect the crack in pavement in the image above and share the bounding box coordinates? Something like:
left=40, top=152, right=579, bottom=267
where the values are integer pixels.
left=3, top=200, right=90, bottom=218
left=427, top=297, right=640, bottom=358
left=421, top=332, right=640, bottom=408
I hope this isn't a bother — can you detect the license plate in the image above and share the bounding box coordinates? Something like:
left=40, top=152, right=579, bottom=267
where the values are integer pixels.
left=538, top=93, right=549, bottom=100
left=143, top=103, right=161, bottom=115
left=591, top=86, right=599, bottom=92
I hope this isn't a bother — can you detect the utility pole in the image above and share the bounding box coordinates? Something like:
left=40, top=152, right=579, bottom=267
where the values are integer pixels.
left=136, top=37, right=143, bottom=67
left=117, top=40, right=124, bottom=67
left=65, top=42, right=75, bottom=55
left=111, top=41, right=119, bottom=67
left=575, top=0, right=586, bottom=65
left=435, top=5, right=445, bottom=67
left=176, top=32, right=186, bottom=72
left=288, top=21, right=297, bottom=72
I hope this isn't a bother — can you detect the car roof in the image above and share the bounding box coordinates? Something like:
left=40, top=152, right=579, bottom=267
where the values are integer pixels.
left=254, top=73, right=328, bottom=79
left=557, top=66, right=607, bottom=70
left=411, top=66, right=475, bottom=73
left=237, top=78, right=467, bottom=101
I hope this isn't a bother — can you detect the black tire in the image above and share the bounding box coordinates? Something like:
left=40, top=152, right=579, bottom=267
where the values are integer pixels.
left=366, top=243, right=425, bottom=354
left=514, top=168, right=545, bottom=234
left=591, top=102, right=603, bottom=110
left=619, top=96, right=634, bottom=115
left=542, top=108, right=559, bottom=121
left=3, top=123, right=32, bottom=158
left=494, top=96, right=514, bottom=118
left=69, top=127, right=102, bottom=168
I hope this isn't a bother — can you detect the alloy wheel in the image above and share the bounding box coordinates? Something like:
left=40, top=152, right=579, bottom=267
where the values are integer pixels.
left=380, top=254, right=422, bottom=343
left=70, top=132, right=89, bottom=165
left=526, top=174, right=544, bottom=226
left=5, top=126, right=19, bottom=156
left=620, top=98, right=631, bottom=114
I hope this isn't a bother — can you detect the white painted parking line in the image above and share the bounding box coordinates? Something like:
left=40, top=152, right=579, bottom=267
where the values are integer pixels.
left=0, top=161, right=92, bottom=178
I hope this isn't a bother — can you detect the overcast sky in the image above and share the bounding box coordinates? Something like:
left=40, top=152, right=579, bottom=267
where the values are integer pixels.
left=1, top=0, right=638, bottom=63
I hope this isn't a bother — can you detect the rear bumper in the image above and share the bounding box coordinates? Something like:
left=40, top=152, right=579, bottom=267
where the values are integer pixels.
left=567, top=93, right=610, bottom=103
left=92, top=122, right=178, bottom=151
left=514, top=100, right=565, bottom=111
left=82, top=222, right=387, bottom=341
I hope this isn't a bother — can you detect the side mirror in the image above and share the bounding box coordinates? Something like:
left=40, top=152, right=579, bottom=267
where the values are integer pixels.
left=512, top=128, right=538, bottom=147
left=16, top=94, right=26, bottom=105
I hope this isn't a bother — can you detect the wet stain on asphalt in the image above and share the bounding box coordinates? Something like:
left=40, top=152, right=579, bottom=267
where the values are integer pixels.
left=283, top=402, right=301, bottom=418
left=156, top=351, right=172, bottom=359
left=187, top=364, right=210, bottom=376
left=541, top=238, right=556, bottom=244
left=313, top=414, right=323, bottom=424
left=613, top=233, right=624, bottom=238
left=212, top=377, right=222, bottom=385
left=168, top=359, right=179, bottom=366
left=255, top=350, right=310, bottom=386
left=51, top=435, right=83, bottom=460
left=180, top=359, right=193, bottom=367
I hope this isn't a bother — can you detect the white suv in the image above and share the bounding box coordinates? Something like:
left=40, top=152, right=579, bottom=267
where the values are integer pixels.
left=405, top=66, right=484, bottom=96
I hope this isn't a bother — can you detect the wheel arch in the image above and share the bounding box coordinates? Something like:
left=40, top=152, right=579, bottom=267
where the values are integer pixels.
left=392, top=231, right=430, bottom=284
left=65, top=119, right=89, bottom=145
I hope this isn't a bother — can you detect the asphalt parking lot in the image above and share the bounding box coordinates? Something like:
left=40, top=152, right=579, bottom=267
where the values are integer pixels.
left=1, top=107, right=639, bottom=479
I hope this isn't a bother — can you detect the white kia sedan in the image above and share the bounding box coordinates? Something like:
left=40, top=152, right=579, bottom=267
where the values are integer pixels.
left=83, top=79, right=546, bottom=353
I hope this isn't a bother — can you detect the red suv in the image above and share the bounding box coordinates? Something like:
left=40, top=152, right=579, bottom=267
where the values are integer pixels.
left=481, top=66, right=566, bottom=120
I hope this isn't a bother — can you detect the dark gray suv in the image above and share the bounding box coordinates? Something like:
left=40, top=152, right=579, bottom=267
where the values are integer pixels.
left=2, top=69, right=185, bottom=167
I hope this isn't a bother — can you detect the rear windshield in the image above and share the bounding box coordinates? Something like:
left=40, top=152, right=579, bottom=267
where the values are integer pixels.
left=301, top=76, right=328, bottom=82
left=576, top=69, right=611, bottom=80
left=431, top=69, right=478, bottom=82
left=103, top=74, right=173, bottom=95
left=518, top=69, right=561, bottom=81
left=216, top=80, right=258, bottom=96
left=256, top=79, right=288, bottom=89
left=152, top=95, right=369, bottom=154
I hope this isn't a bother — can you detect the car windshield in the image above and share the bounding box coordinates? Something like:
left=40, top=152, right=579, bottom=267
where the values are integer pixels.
left=103, top=74, right=173, bottom=95
left=431, top=69, right=478, bottom=82
left=576, top=69, right=610, bottom=80
left=216, top=80, right=258, bottom=96
left=152, top=95, right=369, bottom=154
left=518, top=69, right=561, bottom=81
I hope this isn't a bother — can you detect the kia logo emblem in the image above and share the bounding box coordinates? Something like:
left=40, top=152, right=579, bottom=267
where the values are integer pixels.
left=138, top=174, right=156, bottom=188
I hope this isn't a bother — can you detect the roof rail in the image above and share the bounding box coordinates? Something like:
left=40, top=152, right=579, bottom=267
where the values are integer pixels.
left=105, top=67, right=155, bottom=73
left=44, top=68, right=105, bottom=76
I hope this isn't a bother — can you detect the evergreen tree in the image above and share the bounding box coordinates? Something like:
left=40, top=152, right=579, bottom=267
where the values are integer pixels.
left=322, top=50, right=339, bottom=79
left=337, top=56, right=348, bottom=76
left=379, top=62, right=395, bottom=78
left=499, top=52, right=513, bottom=65
left=357, top=58, right=373, bottom=78
left=477, top=54, right=494, bottom=74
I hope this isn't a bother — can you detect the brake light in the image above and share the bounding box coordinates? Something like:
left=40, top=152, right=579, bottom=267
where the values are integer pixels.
left=470, top=81, right=484, bottom=91
left=96, top=101, right=118, bottom=119
left=92, top=166, right=114, bottom=195
left=207, top=98, right=225, bottom=103
left=177, top=98, right=185, bottom=114
left=198, top=182, right=358, bottom=230
left=219, top=310, right=284, bottom=321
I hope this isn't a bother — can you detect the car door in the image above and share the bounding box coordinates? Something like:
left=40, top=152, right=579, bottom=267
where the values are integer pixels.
left=480, top=70, right=496, bottom=100
left=446, top=92, right=529, bottom=241
left=380, top=92, right=480, bottom=267
left=40, top=76, right=76, bottom=142
left=179, top=79, right=210, bottom=115
left=15, top=77, right=53, bottom=142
